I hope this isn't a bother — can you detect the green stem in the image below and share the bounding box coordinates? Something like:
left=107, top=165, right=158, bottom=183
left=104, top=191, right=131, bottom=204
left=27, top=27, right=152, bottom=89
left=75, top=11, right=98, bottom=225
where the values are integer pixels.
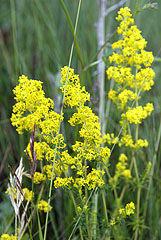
left=140, top=121, right=161, bottom=239
left=134, top=78, right=141, bottom=240
left=104, top=165, right=118, bottom=199
left=92, top=190, right=98, bottom=239
left=135, top=186, right=141, bottom=240
left=83, top=30, right=116, bottom=72
left=30, top=180, right=34, bottom=239
left=69, top=190, right=84, bottom=240
left=19, top=182, right=45, bottom=239
left=102, top=190, right=108, bottom=223
left=93, top=1, right=106, bottom=238
left=59, top=0, right=84, bottom=68
left=43, top=1, right=82, bottom=239
left=84, top=157, right=91, bottom=240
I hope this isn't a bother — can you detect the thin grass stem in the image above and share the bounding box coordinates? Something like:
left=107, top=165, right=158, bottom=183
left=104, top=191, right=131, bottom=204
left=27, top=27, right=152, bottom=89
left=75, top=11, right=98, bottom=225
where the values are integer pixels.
left=43, top=1, right=82, bottom=239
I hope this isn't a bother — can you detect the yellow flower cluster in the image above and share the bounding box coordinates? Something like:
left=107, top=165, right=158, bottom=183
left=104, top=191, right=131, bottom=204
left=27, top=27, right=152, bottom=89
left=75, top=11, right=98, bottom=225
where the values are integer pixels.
left=5, top=187, right=34, bottom=201
left=103, top=133, right=148, bottom=150
left=119, top=202, right=135, bottom=216
left=53, top=67, right=111, bottom=192
left=11, top=75, right=54, bottom=134
left=33, top=172, right=46, bottom=184
left=107, top=7, right=155, bottom=112
left=110, top=218, right=116, bottom=226
left=11, top=67, right=111, bottom=198
left=22, top=188, right=34, bottom=201
left=5, top=188, right=17, bottom=199
left=11, top=75, right=69, bottom=200
left=109, top=153, right=131, bottom=189
left=37, top=200, right=52, bottom=213
left=119, top=134, right=148, bottom=149
left=11, top=75, right=65, bottom=148
left=69, top=106, right=102, bottom=144
left=43, top=165, right=55, bottom=180
left=25, top=141, right=49, bottom=161
left=112, top=7, right=154, bottom=68
left=106, top=7, right=155, bottom=159
left=108, top=89, right=137, bottom=110
left=85, top=169, right=105, bottom=190
left=54, top=169, right=105, bottom=191
left=60, top=66, right=90, bottom=108
left=110, top=202, right=135, bottom=226
left=43, top=163, right=63, bottom=180
left=103, top=133, right=119, bottom=146
left=54, top=177, right=74, bottom=189
left=121, top=103, right=154, bottom=124
left=0, top=234, right=16, bottom=240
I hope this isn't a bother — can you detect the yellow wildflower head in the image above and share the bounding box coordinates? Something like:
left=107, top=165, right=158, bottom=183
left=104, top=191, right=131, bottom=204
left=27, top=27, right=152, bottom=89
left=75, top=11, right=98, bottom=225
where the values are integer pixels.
left=33, top=172, right=46, bottom=184
left=22, top=188, right=34, bottom=201
left=60, top=66, right=90, bottom=108
left=0, top=234, right=16, bottom=240
left=37, top=200, right=52, bottom=213
left=11, top=75, right=54, bottom=134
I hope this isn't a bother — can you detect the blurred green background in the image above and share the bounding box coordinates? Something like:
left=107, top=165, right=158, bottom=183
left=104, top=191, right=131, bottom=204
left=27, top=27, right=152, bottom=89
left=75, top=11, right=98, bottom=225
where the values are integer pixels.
left=0, top=0, right=161, bottom=238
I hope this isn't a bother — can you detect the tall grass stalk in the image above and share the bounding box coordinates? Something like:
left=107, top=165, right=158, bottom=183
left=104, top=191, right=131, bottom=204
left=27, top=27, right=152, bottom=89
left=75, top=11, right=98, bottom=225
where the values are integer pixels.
left=92, top=0, right=105, bottom=238
left=43, top=1, right=82, bottom=239
left=59, top=0, right=84, bottom=69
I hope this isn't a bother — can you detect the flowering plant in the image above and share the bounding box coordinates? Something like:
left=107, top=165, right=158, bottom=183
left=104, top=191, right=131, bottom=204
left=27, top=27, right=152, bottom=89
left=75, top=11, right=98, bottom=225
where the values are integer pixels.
left=1, top=7, right=155, bottom=240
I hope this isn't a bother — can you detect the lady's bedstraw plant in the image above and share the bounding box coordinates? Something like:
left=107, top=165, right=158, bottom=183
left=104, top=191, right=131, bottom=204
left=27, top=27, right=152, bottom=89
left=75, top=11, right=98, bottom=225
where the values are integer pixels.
left=1, top=7, right=155, bottom=240
left=105, top=7, right=154, bottom=239
left=4, top=68, right=111, bottom=239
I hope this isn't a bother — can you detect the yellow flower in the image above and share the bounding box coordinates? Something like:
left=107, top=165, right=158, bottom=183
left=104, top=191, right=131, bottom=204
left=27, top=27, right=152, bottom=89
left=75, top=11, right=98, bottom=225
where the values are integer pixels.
left=11, top=75, right=54, bottom=134
left=33, top=172, right=46, bottom=184
left=110, top=218, right=116, bottom=226
left=0, top=234, right=16, bottom=240
left=22, top=188, right=34, bottom=201
left=25, top=141, right=49, bottom=161
left=125, top=202, right=135, bottom=216
left=5, top=188, right=17, bottom=199
left=124, top=103, right=154, bottom=124
left=107, top=7, right=155, bottom=134
left=85, top=169, right=105, bottom=190
left=43, top=165, right=55, bottom=180
left=54, top=177, right=74, bottom=189
left=37, top=200, right=52, bottom=213
left=77, top=206, right=82, bottom=213
left=60, top=66, right=90, bottom=108
left=109, top=153, right=131, bottom=188
left=121, top=169, right=131, bottom=179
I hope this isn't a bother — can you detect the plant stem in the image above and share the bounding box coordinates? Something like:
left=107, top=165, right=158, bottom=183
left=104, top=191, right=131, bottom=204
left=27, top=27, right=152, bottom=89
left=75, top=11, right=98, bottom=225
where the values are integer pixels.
left=69, top=190, right=84, bottom=240
left=98, top=0, right=105, bottom=127
left=102, top=190, right=108, bottom=223
left=59, top=0, right=84, bottom=68
left=84, top=155, right=91, bottom=240
left=43, top=1, right=82, bottom=239
left=134, top=81, right=141, bottom=240
left=92, top=1, right=106, bottom=238
left=140, top=121, right=161, bottom=239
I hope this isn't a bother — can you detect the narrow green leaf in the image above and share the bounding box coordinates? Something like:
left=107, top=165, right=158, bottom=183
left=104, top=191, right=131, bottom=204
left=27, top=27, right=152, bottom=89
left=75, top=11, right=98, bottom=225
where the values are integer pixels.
left=37, top=209, right=43, bottom=240
left=59, top=0, right=84, bottom=68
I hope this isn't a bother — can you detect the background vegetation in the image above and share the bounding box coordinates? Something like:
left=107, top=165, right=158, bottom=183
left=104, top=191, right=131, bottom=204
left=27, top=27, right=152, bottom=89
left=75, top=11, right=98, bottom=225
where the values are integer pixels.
left=0, top=0, right=161, bottom=239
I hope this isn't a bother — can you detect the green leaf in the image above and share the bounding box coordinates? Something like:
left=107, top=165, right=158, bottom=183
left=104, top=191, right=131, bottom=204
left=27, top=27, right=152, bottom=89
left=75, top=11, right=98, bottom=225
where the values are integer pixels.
left=154, top=57, right=161, bottom=62
left=37, top=209, right=43, bottom=240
